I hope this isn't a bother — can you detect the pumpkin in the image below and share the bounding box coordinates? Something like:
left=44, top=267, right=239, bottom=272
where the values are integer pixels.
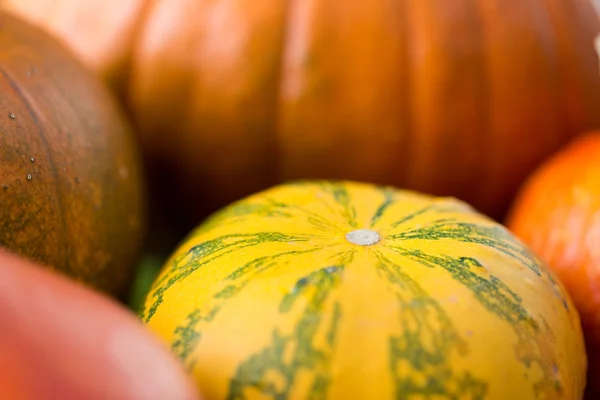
left=506, top=131, right=600, bottom=398
left=0, top=12, right=146, bottom=296
left=142, top=180, right=585, bottom=399
left=5, top=1, right=600, bottom=229
left=0, top=248, right=199, bottom=400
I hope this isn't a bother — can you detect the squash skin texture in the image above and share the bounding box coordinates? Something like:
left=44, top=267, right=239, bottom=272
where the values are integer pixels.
left=0, top=13, right=146, bottom=296
left=142, top=180, right=586, bottom=400
left=6, top=0, right=600, bottom=228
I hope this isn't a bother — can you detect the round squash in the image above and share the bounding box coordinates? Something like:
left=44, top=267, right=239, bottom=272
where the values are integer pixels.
left=0, top=248, right=199, bottom=400
left=506, top=131, right=600, bottom=398
left=5, top=1, right=600, bottom=228
left=142, top=180, right=585, bottom=399
left=0, top=12, right=146, bottom=296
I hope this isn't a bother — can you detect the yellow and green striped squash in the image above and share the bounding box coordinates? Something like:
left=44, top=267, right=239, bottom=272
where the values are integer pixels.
left=141, top=180, right=585, bottom=400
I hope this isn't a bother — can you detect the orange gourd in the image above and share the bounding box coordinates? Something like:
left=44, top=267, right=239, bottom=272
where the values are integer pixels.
left=6, top=0, right=600, bottom=229
left=506, top=131, right=600, bottom=398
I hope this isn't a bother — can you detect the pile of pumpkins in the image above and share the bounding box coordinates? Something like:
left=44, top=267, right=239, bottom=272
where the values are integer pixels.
left=2, top=1, right=600, bottom=399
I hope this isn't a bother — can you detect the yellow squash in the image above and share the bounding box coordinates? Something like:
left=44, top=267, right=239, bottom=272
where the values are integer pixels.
left=141, top=181, right=585, bottom=399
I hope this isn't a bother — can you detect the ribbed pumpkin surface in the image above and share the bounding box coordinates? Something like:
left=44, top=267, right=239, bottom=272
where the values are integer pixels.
left=142, top=181, right=585, bottom=399
left=9, top=0, right=600, bottom=226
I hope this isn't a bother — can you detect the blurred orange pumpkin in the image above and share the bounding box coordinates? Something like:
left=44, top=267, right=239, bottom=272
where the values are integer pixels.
left=506, top=131, right=600, bottom=398
left=0, top=248, right=199, bottom=400
left=6, top=0, right=600, bottom=229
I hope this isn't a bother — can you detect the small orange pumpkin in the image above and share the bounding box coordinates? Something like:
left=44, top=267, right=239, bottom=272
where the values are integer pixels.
left=506, top=131, right=600, bottom=398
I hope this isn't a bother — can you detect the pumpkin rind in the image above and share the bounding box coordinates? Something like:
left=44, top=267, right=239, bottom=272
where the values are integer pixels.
left=0, top=13, right=146, bottom=296
left=143, top=180, right=585, bottom=399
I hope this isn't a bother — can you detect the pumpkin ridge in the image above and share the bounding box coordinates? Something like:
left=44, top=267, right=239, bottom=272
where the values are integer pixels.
left=538, top=0, right=567, bottom=140
left=398, top=0, right=413, bottom=188
left=271, top=0, right=293, bottom=185
left=467, top=0, right=493, bottom=208
left=538, top=0, right=597, bottom=138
